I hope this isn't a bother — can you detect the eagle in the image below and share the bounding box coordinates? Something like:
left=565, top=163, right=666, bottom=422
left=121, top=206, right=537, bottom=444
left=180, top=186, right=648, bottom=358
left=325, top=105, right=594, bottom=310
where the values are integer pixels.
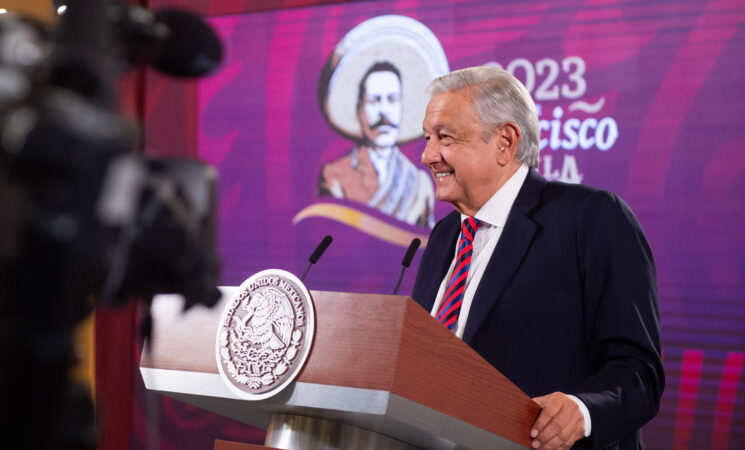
left=239, top=287, right=294, bottom=350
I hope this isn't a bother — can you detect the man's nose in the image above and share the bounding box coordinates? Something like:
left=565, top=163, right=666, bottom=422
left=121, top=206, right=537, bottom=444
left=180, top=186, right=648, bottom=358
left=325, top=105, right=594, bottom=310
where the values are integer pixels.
left=380, top=99, right=399, bottom=117
left=421, top=139, right=440, bottom=166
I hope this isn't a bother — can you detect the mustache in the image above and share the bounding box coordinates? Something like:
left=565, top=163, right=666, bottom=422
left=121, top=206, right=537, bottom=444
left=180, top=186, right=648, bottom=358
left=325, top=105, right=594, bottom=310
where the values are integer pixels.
left=370, top=115, right=399, bottom=130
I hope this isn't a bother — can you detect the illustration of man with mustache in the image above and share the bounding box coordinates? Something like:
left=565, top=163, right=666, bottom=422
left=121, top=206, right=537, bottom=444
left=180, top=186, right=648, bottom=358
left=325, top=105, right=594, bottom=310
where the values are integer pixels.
left=315, top=16, right=449, bottom=229
left=317, top=61, right=435, bottom=228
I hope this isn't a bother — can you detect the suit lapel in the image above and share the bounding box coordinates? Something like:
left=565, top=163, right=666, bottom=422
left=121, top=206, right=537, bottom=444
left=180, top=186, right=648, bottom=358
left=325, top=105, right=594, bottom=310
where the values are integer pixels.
left=418, top=211, right=461, bottom=312
left=463, top=169, right=546, bottom=344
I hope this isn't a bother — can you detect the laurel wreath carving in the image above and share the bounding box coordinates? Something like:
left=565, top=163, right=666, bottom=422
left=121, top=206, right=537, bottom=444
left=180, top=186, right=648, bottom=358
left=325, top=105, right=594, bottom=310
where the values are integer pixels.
left=219, top=325, right=303, bottom=390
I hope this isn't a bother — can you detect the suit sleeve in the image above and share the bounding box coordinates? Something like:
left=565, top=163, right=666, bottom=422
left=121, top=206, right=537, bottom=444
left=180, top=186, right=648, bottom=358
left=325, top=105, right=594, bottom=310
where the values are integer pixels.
left=411, top=215, right=449, bottom=308
left=568, top=190, right=665, bottom=448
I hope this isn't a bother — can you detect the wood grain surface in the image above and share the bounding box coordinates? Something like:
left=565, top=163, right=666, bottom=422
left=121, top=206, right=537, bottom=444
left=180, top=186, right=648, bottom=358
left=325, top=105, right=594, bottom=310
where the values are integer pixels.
left=141, top=290, right=539, bottom=447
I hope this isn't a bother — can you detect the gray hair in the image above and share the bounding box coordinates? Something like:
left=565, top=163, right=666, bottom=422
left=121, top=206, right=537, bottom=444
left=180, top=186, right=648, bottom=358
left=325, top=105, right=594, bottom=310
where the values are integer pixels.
left=428, top=66, right=540, bottom=168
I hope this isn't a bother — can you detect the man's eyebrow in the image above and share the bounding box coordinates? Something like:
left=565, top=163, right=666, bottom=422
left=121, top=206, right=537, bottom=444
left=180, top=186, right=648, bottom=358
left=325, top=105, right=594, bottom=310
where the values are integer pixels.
left=423, top=123, right=444, bottom=133
left=430, top=124, right=452, bottom=132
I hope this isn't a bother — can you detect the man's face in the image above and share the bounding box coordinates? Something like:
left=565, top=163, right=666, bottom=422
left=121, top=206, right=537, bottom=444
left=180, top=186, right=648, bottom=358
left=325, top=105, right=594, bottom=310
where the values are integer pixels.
left=358, top=70, right=402, bottom=149
left=422, top=89, right=503, bottom=216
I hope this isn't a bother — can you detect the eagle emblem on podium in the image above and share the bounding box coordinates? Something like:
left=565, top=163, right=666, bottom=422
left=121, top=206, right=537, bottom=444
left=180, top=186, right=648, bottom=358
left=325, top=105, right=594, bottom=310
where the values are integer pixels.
left=216, top=270, right=315, bottom=400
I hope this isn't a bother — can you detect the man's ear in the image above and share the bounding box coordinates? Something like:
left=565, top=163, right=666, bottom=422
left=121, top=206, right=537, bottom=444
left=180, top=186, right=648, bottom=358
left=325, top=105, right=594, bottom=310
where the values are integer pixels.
left=495, top=122, right=521, bottom=164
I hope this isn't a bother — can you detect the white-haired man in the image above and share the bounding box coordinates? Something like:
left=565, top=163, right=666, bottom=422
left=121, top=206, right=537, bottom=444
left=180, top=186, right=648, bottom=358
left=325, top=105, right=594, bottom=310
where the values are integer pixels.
left=412, top=66, right=663, bottom=449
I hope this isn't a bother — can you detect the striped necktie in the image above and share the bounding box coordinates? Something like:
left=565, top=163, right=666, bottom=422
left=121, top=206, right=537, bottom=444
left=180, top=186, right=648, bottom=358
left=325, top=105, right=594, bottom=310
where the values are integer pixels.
left=436, top=217, right=481, bottom=332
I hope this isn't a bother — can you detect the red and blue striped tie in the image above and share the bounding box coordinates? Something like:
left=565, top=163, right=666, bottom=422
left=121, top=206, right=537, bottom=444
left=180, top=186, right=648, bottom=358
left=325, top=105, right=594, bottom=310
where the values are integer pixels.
left=436, top=217, right=481, bottom=332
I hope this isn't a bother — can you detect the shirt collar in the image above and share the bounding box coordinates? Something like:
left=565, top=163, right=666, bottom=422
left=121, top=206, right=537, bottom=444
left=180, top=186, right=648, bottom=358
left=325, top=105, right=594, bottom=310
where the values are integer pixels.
left=461, top=164, right=529, bottom=228
left=364, top=145, right=395, bottom=180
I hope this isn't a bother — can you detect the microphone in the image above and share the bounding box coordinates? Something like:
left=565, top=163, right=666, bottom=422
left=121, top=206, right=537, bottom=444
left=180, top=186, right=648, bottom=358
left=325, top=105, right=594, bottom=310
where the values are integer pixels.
left=393, top=238, right=421, bottom=295
left=152, top=9, right=222, bottom=77
left=112, top=4, right=223, bottom=77
left=301, top=235, right=333, bottom=282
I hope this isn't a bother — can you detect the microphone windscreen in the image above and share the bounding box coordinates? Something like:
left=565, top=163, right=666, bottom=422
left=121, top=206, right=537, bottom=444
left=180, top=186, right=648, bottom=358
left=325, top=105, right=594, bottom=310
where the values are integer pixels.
left=152, top=9, right=222, bottom=77
left=309, top=235, right=333, bottom=264
left=402, top=238, right=421, bottom=267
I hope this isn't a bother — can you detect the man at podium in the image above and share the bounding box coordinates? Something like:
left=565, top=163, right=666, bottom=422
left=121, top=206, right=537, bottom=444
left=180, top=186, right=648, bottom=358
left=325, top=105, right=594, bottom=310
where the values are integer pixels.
left=412, top=66, right=664, bottom=449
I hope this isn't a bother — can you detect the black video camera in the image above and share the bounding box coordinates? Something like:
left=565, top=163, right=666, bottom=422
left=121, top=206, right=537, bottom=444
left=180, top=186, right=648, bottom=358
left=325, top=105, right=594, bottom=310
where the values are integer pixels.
left=0, top=2, right=223, bottom=448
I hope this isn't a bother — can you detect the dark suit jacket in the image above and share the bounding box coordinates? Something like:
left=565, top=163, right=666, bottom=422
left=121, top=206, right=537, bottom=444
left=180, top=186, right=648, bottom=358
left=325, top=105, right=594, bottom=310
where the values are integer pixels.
left=412, top=169, right=664, bottom=449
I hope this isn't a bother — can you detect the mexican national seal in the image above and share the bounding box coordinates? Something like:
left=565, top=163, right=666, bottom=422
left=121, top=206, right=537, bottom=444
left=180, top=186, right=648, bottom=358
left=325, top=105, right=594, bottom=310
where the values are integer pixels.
left=216, top=269, right=315, bottom=400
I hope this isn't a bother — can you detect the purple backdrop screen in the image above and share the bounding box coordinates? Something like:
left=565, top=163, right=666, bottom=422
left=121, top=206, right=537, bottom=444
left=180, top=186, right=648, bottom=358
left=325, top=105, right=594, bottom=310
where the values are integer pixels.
left=143, top=0, right=745, bottom=448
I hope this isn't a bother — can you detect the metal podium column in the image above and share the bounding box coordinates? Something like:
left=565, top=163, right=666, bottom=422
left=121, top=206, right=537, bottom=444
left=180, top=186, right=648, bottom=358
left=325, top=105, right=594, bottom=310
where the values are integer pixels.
left=265, top=414, right=420, bottom=450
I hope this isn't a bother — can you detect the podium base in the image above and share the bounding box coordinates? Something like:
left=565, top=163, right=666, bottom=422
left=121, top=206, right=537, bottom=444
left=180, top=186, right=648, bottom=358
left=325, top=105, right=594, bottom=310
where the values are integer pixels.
left=266, top=413, right=420, bottom=450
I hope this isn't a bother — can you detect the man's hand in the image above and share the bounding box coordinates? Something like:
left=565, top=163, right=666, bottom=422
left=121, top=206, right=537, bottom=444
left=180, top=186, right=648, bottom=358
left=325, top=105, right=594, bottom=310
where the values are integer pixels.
left=531, top=392, right=585, bottom=449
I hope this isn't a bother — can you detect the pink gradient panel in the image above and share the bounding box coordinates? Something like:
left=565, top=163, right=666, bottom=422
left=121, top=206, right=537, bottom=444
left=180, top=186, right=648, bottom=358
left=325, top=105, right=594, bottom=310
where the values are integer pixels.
left=138, top=1, right=745, bottom=448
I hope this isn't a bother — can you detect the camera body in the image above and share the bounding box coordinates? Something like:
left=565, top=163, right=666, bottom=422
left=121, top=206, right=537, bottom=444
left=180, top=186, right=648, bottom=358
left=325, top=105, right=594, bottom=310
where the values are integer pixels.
left=0, top=7, right=221, bottom=312
left=0, top=6, right=222, bottom=448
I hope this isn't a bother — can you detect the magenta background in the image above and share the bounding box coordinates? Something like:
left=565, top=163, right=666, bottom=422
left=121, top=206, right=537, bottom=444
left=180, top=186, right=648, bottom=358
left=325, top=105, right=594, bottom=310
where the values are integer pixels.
left=137, top=0, right=745, bottom=449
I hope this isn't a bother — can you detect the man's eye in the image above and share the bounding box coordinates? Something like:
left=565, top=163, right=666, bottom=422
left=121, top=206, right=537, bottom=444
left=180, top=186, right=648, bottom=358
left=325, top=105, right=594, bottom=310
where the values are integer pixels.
left=441, top=135, right=458, bottom=146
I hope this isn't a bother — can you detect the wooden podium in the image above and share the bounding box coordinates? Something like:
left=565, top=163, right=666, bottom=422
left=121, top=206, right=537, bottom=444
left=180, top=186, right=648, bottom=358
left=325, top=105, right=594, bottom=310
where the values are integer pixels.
left=140, top=288, right=540, bottom=449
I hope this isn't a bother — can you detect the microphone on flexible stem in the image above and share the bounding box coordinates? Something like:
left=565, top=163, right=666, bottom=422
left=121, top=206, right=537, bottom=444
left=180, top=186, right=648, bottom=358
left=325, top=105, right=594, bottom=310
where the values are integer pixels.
left=112, top=4, right=223, bottom=77
left=301, top=235, right=333, bottom=282
left=393, top=238, right=421, bottom=295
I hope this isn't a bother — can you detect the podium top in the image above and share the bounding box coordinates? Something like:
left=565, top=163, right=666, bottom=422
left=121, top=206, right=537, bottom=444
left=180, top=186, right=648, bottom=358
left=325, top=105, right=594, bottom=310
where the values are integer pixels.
left=141, top=288, right=539, bottom=449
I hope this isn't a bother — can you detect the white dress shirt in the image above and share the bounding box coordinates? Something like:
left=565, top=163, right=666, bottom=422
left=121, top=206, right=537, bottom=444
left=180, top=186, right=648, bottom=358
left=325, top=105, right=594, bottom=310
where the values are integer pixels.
left=429, top=164, right=591, bottom=437
left=430, top=164, right=529, bottom=338
left=367, top=146, right=392, bottom=183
